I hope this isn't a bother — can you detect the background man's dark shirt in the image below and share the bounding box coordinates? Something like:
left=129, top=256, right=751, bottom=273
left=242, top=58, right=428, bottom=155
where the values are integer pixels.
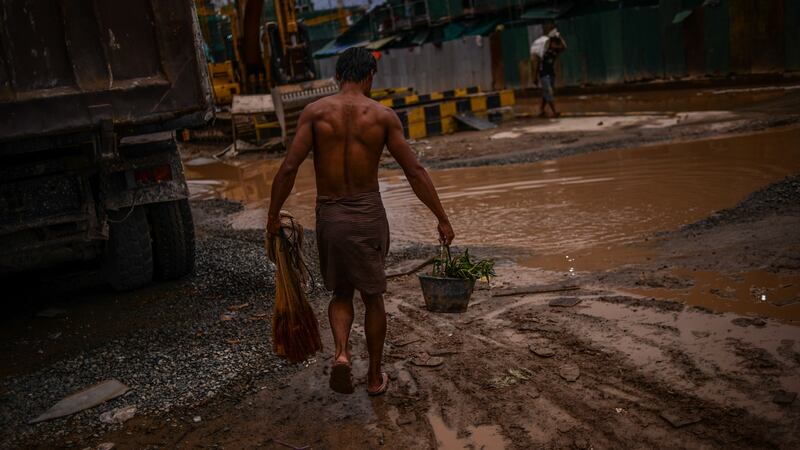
left=540, top=49, right=557, bottom=78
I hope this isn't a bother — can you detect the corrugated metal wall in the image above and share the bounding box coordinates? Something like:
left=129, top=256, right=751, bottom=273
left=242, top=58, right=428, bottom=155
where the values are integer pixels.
left=553, top=0, right=797, bottom=87
left=788, top=0, right=800, bottom=70
left=317, top=0, right=797, bottom=92
left=317, top=36, right=493, bottom=93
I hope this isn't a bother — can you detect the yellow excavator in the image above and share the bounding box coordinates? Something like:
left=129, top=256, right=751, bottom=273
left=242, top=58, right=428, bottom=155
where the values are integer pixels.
left=197, top=0, right=342, bottom=145
left=199, top=0, right=340, bottom=100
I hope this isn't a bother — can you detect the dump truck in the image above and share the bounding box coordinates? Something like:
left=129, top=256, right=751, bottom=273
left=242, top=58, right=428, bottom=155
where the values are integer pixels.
left=0, top=0, right=213, bottom=290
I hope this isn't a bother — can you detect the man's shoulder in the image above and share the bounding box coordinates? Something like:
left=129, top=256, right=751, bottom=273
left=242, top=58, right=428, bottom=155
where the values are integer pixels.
left=305, top=95, right=334, bottom=112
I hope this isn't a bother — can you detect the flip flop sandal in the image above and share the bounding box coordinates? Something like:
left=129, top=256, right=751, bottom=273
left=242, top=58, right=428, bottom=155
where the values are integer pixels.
left=330, top=361, right=355, bottom=394
left=367, top=372, right=389, bottom=397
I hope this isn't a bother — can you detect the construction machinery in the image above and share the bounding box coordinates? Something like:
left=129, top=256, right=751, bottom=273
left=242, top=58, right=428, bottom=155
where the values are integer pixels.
left=196, top=0, right=345, bottom=145
left=197, top=0, right=327, bottom=100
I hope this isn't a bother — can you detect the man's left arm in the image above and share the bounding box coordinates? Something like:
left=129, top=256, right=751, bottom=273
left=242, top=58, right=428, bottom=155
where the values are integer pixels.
left=266, top=106, right=315, bottom=235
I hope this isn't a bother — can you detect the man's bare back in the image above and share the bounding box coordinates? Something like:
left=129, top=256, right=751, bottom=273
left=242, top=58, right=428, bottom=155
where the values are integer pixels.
left=268, top=82, right=453, bottom=245
left=303, top=93, right=389, bottom=198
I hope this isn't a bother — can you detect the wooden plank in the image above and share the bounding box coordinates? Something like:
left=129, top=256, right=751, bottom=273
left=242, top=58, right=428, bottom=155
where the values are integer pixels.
left=492, top=284, right=580, bottom=298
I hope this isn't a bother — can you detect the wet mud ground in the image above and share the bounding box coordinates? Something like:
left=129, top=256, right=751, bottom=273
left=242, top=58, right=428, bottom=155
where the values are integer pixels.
left=1, top=85, right=800, bottom=449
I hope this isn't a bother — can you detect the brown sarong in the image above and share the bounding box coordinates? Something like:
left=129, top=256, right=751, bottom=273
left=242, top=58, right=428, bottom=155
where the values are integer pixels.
left=316, top=191, right=390, bottom=296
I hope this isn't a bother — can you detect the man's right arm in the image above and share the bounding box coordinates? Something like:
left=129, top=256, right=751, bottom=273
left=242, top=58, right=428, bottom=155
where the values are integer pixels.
left=384, top=108, right=454, bottom=245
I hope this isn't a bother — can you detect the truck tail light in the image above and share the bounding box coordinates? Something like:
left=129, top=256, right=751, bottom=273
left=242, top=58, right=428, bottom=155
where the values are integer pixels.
left=134, top=165, right=172, bottom=185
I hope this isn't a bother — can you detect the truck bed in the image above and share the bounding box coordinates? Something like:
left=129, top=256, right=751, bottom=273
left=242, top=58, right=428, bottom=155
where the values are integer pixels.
left=0, top=0, right=213, bottom=143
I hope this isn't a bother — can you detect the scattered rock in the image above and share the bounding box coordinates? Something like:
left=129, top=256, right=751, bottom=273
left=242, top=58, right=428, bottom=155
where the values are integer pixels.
left=692, top=331, right=711, bottom=338
left=529, top=345, right=555, bottom=357
left=410, top=355, right=444, bottom=367
left=96, top=443, right=115, bottom=450
left=772, top=390, right=797, bottom=405
left=549, top=297, right=582, bottom=307
left=732, top=317, right=767, bottom=328
left=660, top=409, right=702, bottom=428
left=193, top=416, right=202, bottom=423
left=99, top=406, right=136, bottom=425
left=220, top=312, right=236, bottom=321
left=227, top=303, right=250, bottom=312
left=558, top=363, right=580, bottom=382
left=396, top=412, right=416, bottom=426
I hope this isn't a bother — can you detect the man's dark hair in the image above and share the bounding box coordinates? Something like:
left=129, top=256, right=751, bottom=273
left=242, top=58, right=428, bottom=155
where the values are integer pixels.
left=336, top=47, right=377, bottom=83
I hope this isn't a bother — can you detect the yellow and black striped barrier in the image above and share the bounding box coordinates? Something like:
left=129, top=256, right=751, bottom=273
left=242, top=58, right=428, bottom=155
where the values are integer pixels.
left=380, top=86, right=481, bottom=109
left=370, top=87, right=415, bottom=100
left=396, top=90, right=515, bottom=139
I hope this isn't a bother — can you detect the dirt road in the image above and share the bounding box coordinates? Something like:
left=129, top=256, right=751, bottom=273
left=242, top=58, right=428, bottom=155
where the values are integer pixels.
left=1, top=85, right=799, bottom=449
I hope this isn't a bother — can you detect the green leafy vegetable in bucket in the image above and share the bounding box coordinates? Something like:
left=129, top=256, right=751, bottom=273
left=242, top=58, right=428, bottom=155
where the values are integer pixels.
left=432, top=246, right=496, bottom=282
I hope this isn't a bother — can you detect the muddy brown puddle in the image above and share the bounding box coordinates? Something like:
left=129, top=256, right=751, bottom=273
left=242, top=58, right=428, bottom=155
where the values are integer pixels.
left=185, top=126, right=800, bottom=320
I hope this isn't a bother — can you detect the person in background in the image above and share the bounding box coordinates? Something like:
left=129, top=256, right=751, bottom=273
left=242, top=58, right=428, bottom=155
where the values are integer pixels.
left=531, top=21, right=567, bottom=118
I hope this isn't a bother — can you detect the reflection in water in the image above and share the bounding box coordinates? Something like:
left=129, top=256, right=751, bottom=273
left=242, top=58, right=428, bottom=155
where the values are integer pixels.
left=184, top=126, right=800, bottom=319
left=382, top=126, right=800, bottom=261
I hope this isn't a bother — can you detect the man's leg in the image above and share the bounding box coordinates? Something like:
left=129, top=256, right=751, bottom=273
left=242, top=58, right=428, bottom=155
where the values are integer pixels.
left=362, top=292, right=387, bottom=391
left=329, top=285, right=355, bottom=365
left=539, top=97, right=547, bottom=117
left=548, top=100, right=560, bottom=117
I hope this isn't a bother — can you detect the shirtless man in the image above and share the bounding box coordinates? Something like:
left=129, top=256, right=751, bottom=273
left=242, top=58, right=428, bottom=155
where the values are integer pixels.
left=267, top=48, right=454, bottom=395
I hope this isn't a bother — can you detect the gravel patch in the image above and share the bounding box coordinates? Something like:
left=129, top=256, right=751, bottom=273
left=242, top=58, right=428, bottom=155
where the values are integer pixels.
left=0, top=200, right=300, bottom=448
left=677, top=173, right=800, bottom=233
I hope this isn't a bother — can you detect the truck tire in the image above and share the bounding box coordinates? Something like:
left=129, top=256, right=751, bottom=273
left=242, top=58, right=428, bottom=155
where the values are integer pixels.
left=148, top=199, right=196, bottom=280
left=104, top=206, right=154, bottom=290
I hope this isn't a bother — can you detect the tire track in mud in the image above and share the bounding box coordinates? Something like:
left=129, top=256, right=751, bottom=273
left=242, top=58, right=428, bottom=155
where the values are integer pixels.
left=384, top=277, right=798, bottom=449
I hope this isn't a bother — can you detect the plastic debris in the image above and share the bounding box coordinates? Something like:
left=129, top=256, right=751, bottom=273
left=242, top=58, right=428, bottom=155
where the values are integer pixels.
left=30, top=379, right=129, bottom=424
left=99, top=405, right=136, bottom=424
left=660, top=409, right=702, bottom=428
